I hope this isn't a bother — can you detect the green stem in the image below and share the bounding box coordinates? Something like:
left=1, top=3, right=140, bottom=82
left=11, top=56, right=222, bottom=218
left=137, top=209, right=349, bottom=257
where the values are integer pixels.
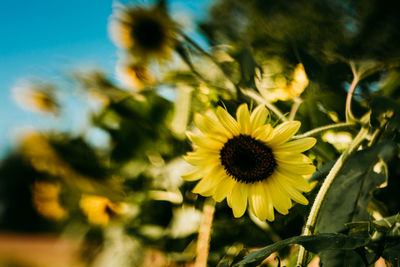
left=289, top=97, right=302, bottom=121
left=194, top=198, right=216, bottom=267
left=345, top=61, right=359, bottom=123
left=293, top=122, right=356, bottom=139
left=296, top=116, right=370, bottom=266
left=241, top=89, right=288, bottom=122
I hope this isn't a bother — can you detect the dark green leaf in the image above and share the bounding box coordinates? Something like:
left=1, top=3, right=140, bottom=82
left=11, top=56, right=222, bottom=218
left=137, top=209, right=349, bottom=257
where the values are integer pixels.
left=234, top=233, right=369, bottom=267
left=317, top=141, right=398, bottom=266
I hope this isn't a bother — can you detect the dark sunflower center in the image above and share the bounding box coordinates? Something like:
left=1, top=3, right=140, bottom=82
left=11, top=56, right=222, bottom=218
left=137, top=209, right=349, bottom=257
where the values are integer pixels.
left=132, top=17, right=165, bottom=50
left=220, top=135, right=276, bottom=183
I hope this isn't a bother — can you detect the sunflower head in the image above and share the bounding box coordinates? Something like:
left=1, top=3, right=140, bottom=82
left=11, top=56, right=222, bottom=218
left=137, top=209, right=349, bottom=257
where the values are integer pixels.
left=80, top=195, right=125, bottom=226
left=257, top=63, right=309, bottom=102
left=182, top=104, right=316, bottom=221
left=12, top=83, right=59, bottom=115
left=109, top=5, right=177, bottom=63
left=32, top=181, right=68, bottom=221
left=116, top=61, right=154, bottom=91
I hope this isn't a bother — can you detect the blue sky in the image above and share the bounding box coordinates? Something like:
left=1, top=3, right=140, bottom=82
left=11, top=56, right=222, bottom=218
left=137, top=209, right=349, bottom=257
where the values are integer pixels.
left=0, top=0, right=211, bottom=157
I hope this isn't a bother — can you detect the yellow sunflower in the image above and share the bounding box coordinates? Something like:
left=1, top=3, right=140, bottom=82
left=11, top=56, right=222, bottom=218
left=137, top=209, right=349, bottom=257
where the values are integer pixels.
left=80, top=195, right=125, bottom=226
left=182, top=104, right=316, bottom=221
left=115, top=61, right=154, bottom=91
left=109, top=5, right=177, bottom=63
left=257, top=63, right=309, bottom=102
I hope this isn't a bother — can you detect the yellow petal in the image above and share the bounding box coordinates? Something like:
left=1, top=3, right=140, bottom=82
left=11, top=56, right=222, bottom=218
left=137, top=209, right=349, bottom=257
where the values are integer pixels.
left=273, top=138, right=316, bottom=153
left=236, top=103, right=251, bottom=134
left=229, top=182, right=248, bottom=218
left=262, top=183, right=275, bottom=221
left=275, top=177, right=309, bottom=205
left=276, top=168, right=312, bottom=192
left=267, top=178, right=290, bottom=215
left=250, top=105, right=269, bottom=131
left=183, top=151, right=218, bottom=165
left=252, top=124, right=273, bottom=142
left=213, top=176, right=235, bottom=202
left=249, top=182, right=269, bottom=221
left=278, top=163, right=316, bottom=176
left=268, top=121, right=301, bottom=146
left=274, top=153, right=313, bottom=165
left=215, top=106, right=240, bottom=136
left=194, top=113, right=229, bottom=139
left=186, top=132, right=223, bottom=150
left=181, top=167, right=204, bottom=181
left=192, top=167, right=225, bottom=196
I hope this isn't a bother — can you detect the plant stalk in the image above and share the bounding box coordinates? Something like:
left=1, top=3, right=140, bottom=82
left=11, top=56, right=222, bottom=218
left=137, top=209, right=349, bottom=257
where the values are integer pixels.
left=296, top=119, right=369, bottom=266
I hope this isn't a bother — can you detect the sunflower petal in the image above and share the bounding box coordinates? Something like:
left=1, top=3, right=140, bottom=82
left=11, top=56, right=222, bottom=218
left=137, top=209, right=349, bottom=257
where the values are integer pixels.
left=194, top=113, right=228, bottom=139
left=275, top=178, right=309, bottom=205
left=230, top=182, right=248, bottom=218
left=273, top=137, right=316, bottom=153
left=215, top=106, right=240, bottom=136
left=181, top=167, right=204, bottom=181
left=276, top=168, right=312, bottom=192
left=278, top=162, right=316, bottom=175
left=186, top=132, right=223, bottom=150
left=249, top=182, right=269, bottom=221
left=274, top=153, right=313, bottom=164
left=252, top=124, right=273, bottom=142
left=192, top=167, right=225, bottom=196
left=268, top=121, right=301, bottom=146
left=250, top=105, right=269, bottom=131
left=267, top=178, right=290, bottom=215
left=213, top=176, right=235, bottom=202
left=236, top=103, right=251, bottom=134
left=262, top=183, right=275, bottom=221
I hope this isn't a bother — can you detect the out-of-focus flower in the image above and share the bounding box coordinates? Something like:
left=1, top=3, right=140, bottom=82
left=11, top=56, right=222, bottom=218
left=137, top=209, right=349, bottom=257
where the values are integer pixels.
left=20, top=133, right=70, bottom=177
left=115, top=61, right=154, bottom=91
left=32, top=181, right=68, bottom=221
left=256, top=62, right=309, bottom=102
left=322, top=131, right=353, bottom=152
left=12, top=83, right=59, bottom=115
left=109, top=4, right=177, bottom=63
left=183, top=104, right=316, bottom=221
left=79, top=195, right=126, bottom=226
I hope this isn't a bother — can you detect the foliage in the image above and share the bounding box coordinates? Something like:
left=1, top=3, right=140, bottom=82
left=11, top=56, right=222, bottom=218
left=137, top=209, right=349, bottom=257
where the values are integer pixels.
left=1, top=0, right=400, bottom=266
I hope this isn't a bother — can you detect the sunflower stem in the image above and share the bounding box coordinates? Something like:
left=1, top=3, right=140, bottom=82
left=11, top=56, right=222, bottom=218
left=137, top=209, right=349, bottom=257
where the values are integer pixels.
left=292, top=122, right=357, bottom=139
left=194, top=198, right=216, bottom=267
left=241, top=89, right=288, bottom=122
left=345, top=61, right=360, bottom=123
left=288, top=97, right=302, bottom=121
left=296, top=114, right=370, bottom=266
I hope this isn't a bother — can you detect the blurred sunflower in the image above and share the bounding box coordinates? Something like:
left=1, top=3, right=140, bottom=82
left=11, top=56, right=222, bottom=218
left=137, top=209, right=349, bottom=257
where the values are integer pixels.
left=115, top=60, right=154, bottom=91
left=32, top=181, right=68, bottom=221
left=257, top=63, right=309, bottom=102
left=12, top=83, right=59, bottom=115
left=183, top=104, right=316, bottom=221
left=80, top=195, right=125, bottom=226
left=109, top=5, right=177, bottom=63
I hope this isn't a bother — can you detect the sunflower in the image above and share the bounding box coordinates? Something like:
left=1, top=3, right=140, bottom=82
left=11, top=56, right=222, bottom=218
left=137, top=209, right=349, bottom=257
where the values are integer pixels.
left=182, top=104, right=316, bottom=221
left=12, top=83, right=59, bottom=115
left=115, top=60, right=154, bottom=91
left=80, top=195, right=125, bottom=226
left=109, top=5, right=177, bottom=63
left=256, top=63, right=309, bottom=102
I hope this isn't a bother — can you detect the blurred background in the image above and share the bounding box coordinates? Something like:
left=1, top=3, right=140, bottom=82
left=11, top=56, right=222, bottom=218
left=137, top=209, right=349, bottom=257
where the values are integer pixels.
left=0, top=0, right=399, bottom=266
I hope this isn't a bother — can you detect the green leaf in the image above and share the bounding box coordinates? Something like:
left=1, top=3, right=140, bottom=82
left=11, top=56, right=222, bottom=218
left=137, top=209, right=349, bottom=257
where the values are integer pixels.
left=316, top=141, right=398, bottom=266
left=233, top=233, right=369, bottom=267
